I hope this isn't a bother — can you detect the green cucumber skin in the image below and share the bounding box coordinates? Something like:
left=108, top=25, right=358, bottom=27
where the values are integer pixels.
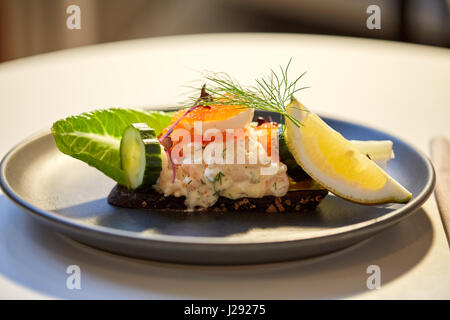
left=120, top=124, right=162, bottom=189
left=278, top=125, right=311, bottom=181
left=141, top=139, right=162, bottom=187
left=131, top=123, right=156, bottom=139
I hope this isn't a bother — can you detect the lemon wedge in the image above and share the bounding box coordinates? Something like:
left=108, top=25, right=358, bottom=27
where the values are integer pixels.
left=285, top=97, right=412, bottom=204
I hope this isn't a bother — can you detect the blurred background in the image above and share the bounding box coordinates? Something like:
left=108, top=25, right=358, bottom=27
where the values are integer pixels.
left=0, top=0, right=448, bottom=62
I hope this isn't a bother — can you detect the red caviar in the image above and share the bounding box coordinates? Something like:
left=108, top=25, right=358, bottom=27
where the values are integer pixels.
left=159, top=103, right=278, bottom=158
left=255, top=122, right=279, bottom=156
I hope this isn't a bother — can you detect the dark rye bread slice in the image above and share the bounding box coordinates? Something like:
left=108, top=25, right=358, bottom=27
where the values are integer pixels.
left=108, top=184, right=328, bottom=213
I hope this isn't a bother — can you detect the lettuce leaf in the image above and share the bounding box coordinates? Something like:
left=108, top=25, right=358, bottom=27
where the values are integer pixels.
left=51, top=108, right=172, bottom=187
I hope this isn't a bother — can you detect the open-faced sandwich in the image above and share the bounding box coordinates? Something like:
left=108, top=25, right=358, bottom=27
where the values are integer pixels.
left=52, top=62, right=412, bottom=213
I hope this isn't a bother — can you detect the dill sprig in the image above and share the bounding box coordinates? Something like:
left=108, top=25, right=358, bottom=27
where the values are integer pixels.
left=181, top=59, right=309, bottom=127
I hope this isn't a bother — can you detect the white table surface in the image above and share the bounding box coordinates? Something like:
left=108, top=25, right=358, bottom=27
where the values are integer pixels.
left=0, top=33, right=449, bottom=299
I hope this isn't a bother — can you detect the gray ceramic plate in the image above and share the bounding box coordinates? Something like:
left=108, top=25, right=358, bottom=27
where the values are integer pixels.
left=0, top=111, right=435, bottom=264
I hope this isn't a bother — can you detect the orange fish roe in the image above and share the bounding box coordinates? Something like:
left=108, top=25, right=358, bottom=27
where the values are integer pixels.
left=173, top=104, right=246, bottom=128
left=159, top=103, right=278, bottom=160
left=255, top=122, right=279, bottom=157
left=160, top=103, right=247, bottom=139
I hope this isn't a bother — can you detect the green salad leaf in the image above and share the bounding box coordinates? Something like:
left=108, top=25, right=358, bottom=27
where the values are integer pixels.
left=51, top=108, right=172, bottom=187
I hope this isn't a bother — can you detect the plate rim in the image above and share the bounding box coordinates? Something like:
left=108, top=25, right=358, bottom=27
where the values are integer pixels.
left=0, top=114, right=436, bottom=246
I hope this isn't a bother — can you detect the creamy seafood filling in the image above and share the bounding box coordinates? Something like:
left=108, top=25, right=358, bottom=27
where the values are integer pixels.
left=154, top=127, right=289, bottom=210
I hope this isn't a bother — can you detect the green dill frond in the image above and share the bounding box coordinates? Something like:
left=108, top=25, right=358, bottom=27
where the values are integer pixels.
left=179, top=58, right=309, bottom=127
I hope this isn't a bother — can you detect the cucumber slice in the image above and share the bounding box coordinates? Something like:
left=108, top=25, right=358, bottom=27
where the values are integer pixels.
left=120, top=123, right=162, bottom=189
